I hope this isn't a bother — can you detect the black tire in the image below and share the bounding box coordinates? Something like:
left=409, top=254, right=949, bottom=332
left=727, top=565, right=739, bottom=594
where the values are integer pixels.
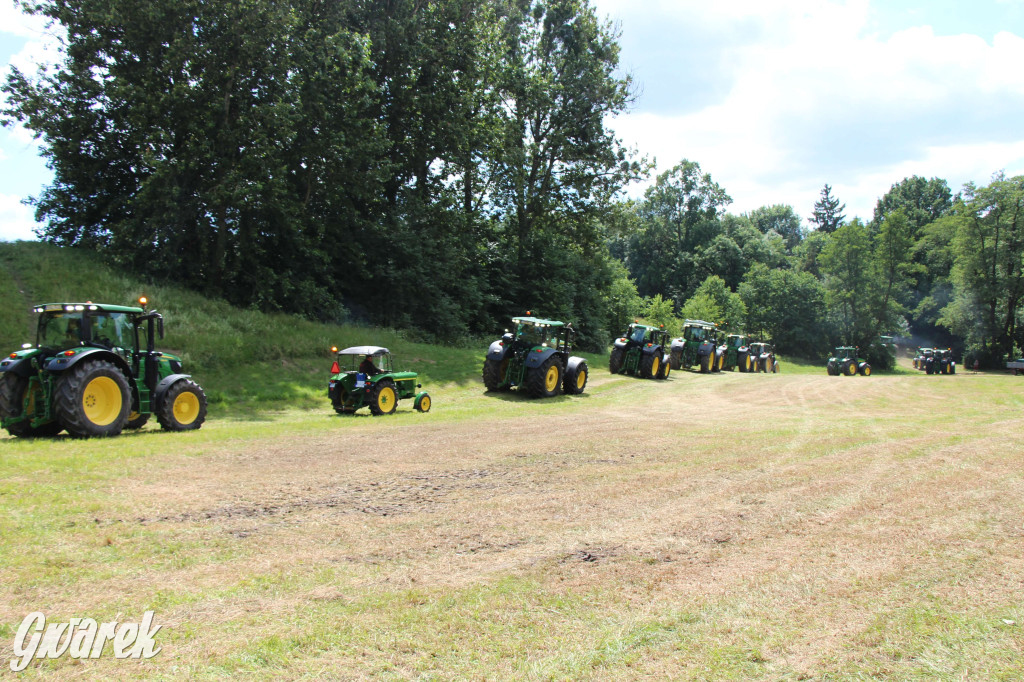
left=771, top=358, right=779, bottom=374
left=54, top=360, right=131, bottom=437
left=126, top=412, right=150, bottom=430
left=640, top=352, right=660, bottom=379
left=844, top=360, right=857, bottom=376
left=609, top=347, right=624, bottom=375
left=157, top=379, right=208, bottom=430
left=670, top=351, right=681, bottom=370
left=657, top=356, right=670, bottom=380
left=0, top=373, right=63, bottom=437
left=367, top=379, right=398, bottom=415
left=738, top=352, right=749, bottom=373
left=482, top=357, right=508, bottom=392
left=827, top=364, right=838, bottom=376
left=526, top=356, right=562, bottom=398
left=699, top=353, right=712, bottom=373
left=564, top=361, right=588, bottom=395
left=950, top=364, right=956, bottom=375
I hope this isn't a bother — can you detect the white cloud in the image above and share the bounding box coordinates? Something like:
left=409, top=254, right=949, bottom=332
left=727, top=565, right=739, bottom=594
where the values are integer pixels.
left=0, top=194, right=40, bottom=241
left=598, top=0, right=1024, bottom=222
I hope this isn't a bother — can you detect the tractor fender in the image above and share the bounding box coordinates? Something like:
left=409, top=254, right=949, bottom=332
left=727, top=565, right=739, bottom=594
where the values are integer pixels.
left=641, top=343, right=662, bottom=356
left=858, top=361, right=870, bottom=371
left=42, top=347, right=133, bottom=379
left=670, top=338, right=686, bottom=354
left=153, top=373, right=193, bottom=407
left=612, top=338, right=630, bottom=351
left=566, top=356, right=587, bottom=375
left=486, top=340, right=510, bottom=362
left=0, top=356, right=34, bottom=378
left=697, top=341, right=715, bottom=357
left=524, top=347, right=559, bottom=369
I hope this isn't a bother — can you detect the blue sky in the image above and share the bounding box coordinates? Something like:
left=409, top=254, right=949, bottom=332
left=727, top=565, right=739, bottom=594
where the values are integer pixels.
left=1, top=0, right=1023, bottom=240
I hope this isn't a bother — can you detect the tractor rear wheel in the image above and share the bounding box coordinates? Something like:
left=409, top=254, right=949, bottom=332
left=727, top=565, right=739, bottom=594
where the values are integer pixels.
left=609, top=348, right=624, bottom=375
left=0, top=373, right=62, bottom=437
left=54, top=360, right=130, bottom=437
left=126, top=411, right=150, bottom=430
left=157, top=379, right=208, bottom=430
left=368, top=380, right=398, bottom=415
left=564, top=361, right=588, bottom=395
left=640, top=353, right=659, bottom=379
left=482, top=358, right=509, bottom=391
left=526, top=357, right=562, bottom=398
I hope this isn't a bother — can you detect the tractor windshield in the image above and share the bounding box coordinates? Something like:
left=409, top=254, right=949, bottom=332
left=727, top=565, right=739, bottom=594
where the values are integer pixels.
left=516, top=322, right=549, bottom=347
left=90, top=312, right=136, bottom=353
left=630, top=326, right=647, bottom=344
left=685, top=326, right=705, bottom=341
left=37, top=312, right=85, bottom=351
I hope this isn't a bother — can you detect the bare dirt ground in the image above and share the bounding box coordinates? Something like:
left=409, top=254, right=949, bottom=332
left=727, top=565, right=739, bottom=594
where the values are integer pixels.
left=3, top=370, right=1024, bottom=678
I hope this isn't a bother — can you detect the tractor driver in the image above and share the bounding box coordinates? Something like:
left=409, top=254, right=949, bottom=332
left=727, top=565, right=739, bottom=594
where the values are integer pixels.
left=64, top=318, right=82, bottom=344
left=359, top=354, right=379, bottom=376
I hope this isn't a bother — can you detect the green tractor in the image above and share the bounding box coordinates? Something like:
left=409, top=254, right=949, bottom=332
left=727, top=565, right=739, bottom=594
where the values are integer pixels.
left=719, top=334, right=755, bottom=372
left=929, top=348, right=956, bottom=375
left=913, top=347, right=933, bottom=372
left=826, top=346, right=871, bottom=376
left=748, top=341, right=778, bottom=373
left=483, top=316, right=588, bottom=397
left=609, top=323, right=671, bottom=380
left=0, top=299, right=207, bottom=438
left=669, top=320, right=720, bottom=373
left=328, top=346, right=430, bottom=415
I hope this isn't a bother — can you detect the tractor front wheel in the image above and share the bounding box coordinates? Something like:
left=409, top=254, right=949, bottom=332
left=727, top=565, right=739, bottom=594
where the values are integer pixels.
left=157, top=379, right=208, bottom=430
left=657, top=357, right=671, bottom=380
left=564, top=361, right=588, bottom=395
left=527, top=357, right=562, bottom=398
left=0, top=373, right=62, bottom=437
left=414, top=392, right=431, bottom=412
left=54, top=360, right=131, bottom=437
left=640, top=353, right=660, bottom=379
left=699, top=353, right=712, bottom=373
left=368, top=380, right=398, bottom=415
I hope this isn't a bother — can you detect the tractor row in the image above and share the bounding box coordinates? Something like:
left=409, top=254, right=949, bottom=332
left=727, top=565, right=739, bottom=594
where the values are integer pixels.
left=913, top=347, right=956, bottom=374
left=666, top=320, right=777, bottom=374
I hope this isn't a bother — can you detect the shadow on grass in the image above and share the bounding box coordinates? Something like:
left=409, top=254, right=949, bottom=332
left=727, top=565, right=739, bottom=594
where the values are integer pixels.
left=481, top=389, right=591, bottom=403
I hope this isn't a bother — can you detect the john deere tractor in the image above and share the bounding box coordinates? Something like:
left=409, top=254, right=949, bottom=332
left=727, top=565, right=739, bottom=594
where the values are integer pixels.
left=719, top=334, right=755, bottom=372
left=748, top=341, right=778, bottom=373
left=930, top=348, right=956, bottom=375
left=609, top=323, right=671, bottom=380
left=669, top=320, right=720, bottom=373
left=483, top=316, right=588, bottom=397
left=826, top=347, right=871, bottom=376
left=0, top=299, right=207, bottom=438
left=328, top=346, right=430, bottom=415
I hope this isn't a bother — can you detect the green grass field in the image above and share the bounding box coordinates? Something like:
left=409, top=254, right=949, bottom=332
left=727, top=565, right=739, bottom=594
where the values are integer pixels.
left=1, top=242, right=1022, bottom=679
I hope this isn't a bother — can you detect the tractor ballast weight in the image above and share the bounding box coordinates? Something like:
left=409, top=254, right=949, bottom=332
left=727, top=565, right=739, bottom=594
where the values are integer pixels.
left=669, top=320, right=720, bottom=373
left=483, top=316, right=588, bottom=397
left=0, top=300, right=207, bottom=438
left=609, top=323, right=671, bottom=380
left=826, top=347, right=871, bottom=377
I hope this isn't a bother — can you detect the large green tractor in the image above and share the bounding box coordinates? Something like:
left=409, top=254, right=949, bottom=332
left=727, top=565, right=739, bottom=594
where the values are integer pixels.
left=0, top=299, right=207, bottom=438
left=826, top=346, right=871, bottom=376
left=669, top=320, right=720, bottom=373
left=483, top=316, right=588, bottom=397
left=719, top=334, right=755, bottom=372
left=609, top=323, right=671, bottom=380
left=327, top=346, right=431, bottom=415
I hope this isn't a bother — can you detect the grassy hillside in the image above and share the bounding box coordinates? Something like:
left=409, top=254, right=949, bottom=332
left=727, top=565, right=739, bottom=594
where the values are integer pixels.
left=0, top=241, right=496, bottom=412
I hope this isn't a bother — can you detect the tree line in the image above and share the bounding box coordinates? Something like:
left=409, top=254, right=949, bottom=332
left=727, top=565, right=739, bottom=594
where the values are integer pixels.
left=5, top=0, right=1023, bottom=365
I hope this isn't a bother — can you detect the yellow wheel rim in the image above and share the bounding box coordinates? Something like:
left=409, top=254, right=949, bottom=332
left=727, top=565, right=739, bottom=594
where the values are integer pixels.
left=420, top=395, right=431, bottom=411
left=864, top=366, right=871, bottom=376
left=651, top=356, right=660, bottom=376
left=545, top=365, right=559, bottom=392
left=173, top=390, right=201, bottom=425
left=377, top=386, right=396, bottom=411
left=847, top=364, right=857, bottom=376
left=576, top=369, right=587, bottom=390
left=82, top=376, right=122, bottom=426
left=664, top=364, right=671, bottom=378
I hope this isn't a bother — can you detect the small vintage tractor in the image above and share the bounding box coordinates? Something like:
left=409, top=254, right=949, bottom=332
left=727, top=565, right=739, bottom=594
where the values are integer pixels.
left=328, top=346, right=430, bottom=415
left=748, top=341, right=778, bottom=373
left=482, top=316, right=588, bottom=397
left=719, top=334, right=754, bottom=372
left=669, top=320, right=720, bottom=373
left=826, top=347, right=871, bottom=376
left=0, top=299, right=207, bottom=438
left=930, top=348, right=956, bottom=375
left=609, top=323, right=672, bottom=380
